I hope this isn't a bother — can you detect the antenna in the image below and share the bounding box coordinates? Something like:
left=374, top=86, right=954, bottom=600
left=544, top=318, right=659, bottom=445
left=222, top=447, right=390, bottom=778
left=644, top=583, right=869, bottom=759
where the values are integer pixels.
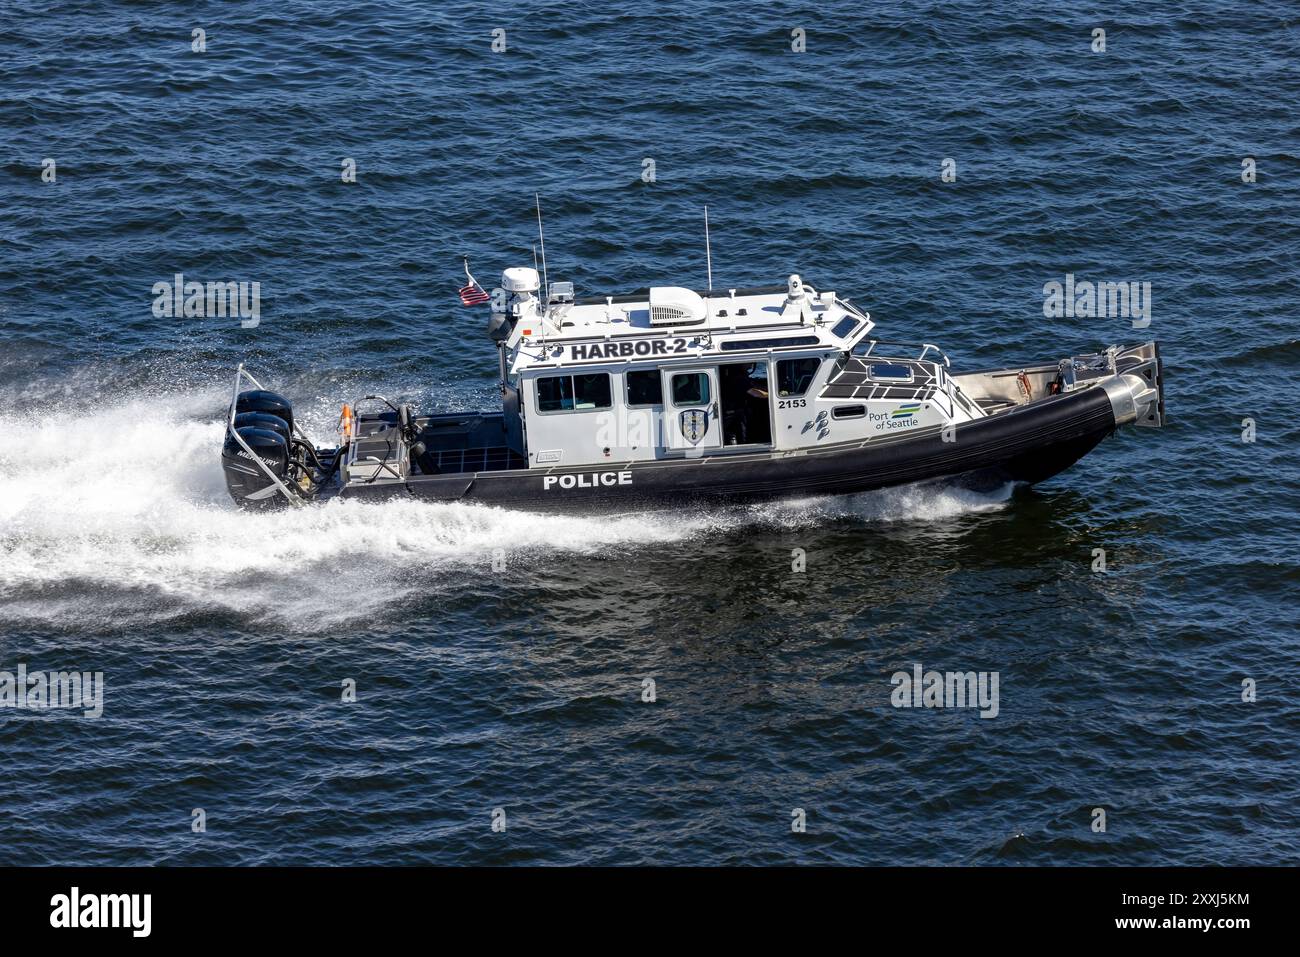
left=704, top=205, right=713, bottom=292
left=535, top=194, right=549, bottom=316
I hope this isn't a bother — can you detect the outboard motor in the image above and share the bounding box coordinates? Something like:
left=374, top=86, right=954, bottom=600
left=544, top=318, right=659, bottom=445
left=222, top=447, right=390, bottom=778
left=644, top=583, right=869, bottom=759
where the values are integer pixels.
left=233, top=390, right=294, bottom=437
left=232, top=410, right=291, bottom=447
left=222, top=426, right=291, bottom=508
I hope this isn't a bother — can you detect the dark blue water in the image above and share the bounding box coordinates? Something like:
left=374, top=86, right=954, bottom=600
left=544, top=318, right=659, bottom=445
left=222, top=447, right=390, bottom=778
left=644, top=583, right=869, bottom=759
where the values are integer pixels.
left=1, top=1, right=1297, bottom=864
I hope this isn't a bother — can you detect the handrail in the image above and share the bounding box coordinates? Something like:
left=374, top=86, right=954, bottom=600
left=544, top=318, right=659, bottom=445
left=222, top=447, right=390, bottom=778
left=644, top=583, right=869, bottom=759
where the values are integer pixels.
left=916, top=343, right=949, bottom=367
left=834, top=296, right=873, bottom=326
left=857, top=338, right=951, bottom=368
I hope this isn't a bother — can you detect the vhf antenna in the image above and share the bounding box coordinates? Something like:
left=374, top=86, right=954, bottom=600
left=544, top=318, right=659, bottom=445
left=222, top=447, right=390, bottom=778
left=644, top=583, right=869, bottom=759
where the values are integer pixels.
left=704, top=204, right=713, bottom=292
left=535, top=193, right=549, bottom=319
left=703, top=205, right=716, bottom=340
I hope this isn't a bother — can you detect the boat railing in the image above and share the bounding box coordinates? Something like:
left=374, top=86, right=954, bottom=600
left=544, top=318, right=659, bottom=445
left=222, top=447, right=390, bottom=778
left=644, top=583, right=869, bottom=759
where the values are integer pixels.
left=929, top=380, right=956, bottom=419
left=835, top=296, right=873, bottom=325
left=426, top=446, right=526, bottom=475
left=856, top=338, right=952, bottom=368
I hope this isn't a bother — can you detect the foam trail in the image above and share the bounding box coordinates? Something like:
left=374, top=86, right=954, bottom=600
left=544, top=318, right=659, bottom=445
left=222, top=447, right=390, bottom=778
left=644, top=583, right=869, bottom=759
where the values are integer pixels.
left=746, top=481, right=1016, bottom=528
left=0, top=389, right=1012, bottom=631
left=0, top=390, right=709, bottom=630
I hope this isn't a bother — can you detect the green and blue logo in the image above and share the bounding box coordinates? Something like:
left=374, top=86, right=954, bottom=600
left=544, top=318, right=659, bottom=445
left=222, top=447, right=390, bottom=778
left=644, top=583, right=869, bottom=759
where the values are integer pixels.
left=891, top=403, right=921, bottom=420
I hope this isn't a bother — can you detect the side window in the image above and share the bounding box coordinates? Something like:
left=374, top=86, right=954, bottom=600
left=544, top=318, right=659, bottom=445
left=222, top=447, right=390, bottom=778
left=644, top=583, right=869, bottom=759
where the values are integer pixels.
left=536, top=374, right=611, bottom=413
left=831, top=317, right=860, bottom=340
left=776, top=358, right=821, bottom=397
left=671, top=372, right=710, bottom=406
left=573, top=373, right=611, bottom=410
left=536, top=376, right=573, bottom=412
left=626, top=370, right=663, bottom=406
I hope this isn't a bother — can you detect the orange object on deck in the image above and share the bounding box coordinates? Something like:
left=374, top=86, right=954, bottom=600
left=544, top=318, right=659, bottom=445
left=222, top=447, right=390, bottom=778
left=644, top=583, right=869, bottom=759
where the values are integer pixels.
left=338, top=403, right=355, bottom=440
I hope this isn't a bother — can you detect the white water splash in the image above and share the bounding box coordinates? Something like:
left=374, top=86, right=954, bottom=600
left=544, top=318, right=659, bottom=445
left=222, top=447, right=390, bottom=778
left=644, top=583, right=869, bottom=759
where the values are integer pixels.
left=0, top=389, right=1012, bottom=630
left=746, top=481, right=1016, bottom=528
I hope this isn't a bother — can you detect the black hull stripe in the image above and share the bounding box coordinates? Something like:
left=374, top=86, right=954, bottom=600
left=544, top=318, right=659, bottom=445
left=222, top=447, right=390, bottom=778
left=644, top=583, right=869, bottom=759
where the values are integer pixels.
left=337, top=387, right=1118, bottom=510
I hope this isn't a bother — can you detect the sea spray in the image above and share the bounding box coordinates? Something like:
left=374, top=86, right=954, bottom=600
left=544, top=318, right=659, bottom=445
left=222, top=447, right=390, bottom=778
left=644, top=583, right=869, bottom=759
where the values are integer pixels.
left=0, top=389, right=1012, bottom=632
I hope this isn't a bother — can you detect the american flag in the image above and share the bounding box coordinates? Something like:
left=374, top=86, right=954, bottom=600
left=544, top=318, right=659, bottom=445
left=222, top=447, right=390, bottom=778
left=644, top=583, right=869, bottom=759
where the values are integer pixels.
left=458, top=279, right=490, bottom=306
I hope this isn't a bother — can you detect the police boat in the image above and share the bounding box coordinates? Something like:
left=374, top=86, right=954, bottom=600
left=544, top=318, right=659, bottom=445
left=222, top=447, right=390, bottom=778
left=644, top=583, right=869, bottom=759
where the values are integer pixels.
left=222, top=268, right=1165, bottom=511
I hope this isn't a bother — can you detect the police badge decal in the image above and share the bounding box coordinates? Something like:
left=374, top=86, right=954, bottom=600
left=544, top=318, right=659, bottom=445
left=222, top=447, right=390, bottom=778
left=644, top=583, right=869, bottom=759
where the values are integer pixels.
left=680, top=408, right=707, bottom=442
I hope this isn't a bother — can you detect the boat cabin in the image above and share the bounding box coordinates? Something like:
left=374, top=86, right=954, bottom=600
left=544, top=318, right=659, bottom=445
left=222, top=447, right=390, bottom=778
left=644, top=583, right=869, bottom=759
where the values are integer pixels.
left=478, top=268, right=985, bottom=470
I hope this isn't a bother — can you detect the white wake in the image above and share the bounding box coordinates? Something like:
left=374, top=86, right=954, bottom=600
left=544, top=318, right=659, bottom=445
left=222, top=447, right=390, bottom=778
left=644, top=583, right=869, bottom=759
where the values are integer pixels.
left=0, top=387, right=1012, bottom=630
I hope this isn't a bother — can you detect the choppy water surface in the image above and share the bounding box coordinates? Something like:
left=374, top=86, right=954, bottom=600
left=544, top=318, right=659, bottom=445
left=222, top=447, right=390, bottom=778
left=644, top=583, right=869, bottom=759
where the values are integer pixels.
left=0, top=1, right=1297, bottom=864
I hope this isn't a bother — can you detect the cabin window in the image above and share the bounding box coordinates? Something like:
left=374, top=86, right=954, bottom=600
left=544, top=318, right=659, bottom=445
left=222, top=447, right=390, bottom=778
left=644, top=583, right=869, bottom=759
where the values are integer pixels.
left=832, top=404, right=866, bottom=419
left=626, top=370, right=663, bottom=406
left=573, top=373, right=612, bottom=410
left=776, top=357, right=820, bottom=397
left=831, top=317, right=860, bottom=340
left=536, top=375, right=574, bottom=412
left=868, top=363, right=914, bottom=383
left=536, top=373, right=611, bottom=413
left=670, top=372, right=710, bottom=406
left=720, top=335, right=820, bottom=351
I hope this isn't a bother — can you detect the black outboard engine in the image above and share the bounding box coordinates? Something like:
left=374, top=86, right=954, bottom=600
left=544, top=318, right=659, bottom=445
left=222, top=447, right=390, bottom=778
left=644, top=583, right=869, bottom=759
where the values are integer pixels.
left=224, top=389, right=297, bottom=508
left=222, top=427, right=290, bottom=507
left=234, top=390, right=294, bottom=436
left=232, top=410, right=291, bottom=446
